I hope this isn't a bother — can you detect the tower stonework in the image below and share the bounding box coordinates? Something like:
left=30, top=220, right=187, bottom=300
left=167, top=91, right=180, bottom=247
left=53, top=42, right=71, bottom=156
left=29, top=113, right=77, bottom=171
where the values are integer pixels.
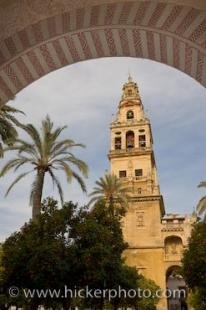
left=108, top=77, right=196, bottom=310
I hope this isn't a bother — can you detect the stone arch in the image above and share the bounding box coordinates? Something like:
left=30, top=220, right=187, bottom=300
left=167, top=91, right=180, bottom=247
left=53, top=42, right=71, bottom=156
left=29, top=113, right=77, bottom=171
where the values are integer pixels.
left=126, top=130, right=135, bottom=148
left=166, top=265, right=188, bottom=310
left=164, top=235, right=183, bottom=256
left=127, top=110, right=134, bottom=120
left=0, top=0, right=205, bottom=106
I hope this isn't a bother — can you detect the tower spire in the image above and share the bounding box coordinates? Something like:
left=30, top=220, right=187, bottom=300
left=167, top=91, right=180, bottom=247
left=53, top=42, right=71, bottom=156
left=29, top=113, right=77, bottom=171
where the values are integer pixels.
left=128, top=72, right=133, bottom=83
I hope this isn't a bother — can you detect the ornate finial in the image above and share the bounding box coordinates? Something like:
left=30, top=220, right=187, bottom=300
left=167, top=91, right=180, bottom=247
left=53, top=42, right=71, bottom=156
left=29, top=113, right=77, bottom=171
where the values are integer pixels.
left=128, top=72, right=133, bottom=83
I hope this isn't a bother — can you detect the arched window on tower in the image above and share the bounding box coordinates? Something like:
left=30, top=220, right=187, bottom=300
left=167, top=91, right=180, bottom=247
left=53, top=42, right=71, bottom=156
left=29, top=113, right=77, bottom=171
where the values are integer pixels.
left=127, top=110, right=134, bottom=120
left=126, top=131, right=134, bottom=148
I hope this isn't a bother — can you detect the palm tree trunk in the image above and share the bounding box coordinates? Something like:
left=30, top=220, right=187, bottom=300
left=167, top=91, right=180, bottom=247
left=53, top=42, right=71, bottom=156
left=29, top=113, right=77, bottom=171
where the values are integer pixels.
left=32, top=169, right=45, bottom=219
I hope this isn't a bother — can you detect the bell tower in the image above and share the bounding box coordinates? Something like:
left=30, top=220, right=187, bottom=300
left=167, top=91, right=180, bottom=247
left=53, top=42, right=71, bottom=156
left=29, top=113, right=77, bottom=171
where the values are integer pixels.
left=108, top=76, right=195, bottom=310
left=108, top=77, right=166, bottom=309
left=109, top=75, right=163, bottom=202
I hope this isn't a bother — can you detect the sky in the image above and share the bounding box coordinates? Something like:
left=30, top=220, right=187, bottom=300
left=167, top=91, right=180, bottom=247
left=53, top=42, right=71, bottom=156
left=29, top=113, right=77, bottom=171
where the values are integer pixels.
left=0, top=57, right=206, bottom=242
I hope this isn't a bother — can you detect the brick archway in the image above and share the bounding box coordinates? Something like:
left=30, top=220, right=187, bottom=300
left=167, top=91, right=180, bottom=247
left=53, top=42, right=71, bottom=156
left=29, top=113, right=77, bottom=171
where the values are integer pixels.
left=0, top=0, right=205, bottom=106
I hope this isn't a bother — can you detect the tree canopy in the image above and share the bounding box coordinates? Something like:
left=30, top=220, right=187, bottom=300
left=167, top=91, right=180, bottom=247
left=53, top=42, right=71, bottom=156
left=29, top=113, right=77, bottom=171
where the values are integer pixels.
left=182, top=220, right=206, bottom=310
left=0, top=197, right=159, bottom=310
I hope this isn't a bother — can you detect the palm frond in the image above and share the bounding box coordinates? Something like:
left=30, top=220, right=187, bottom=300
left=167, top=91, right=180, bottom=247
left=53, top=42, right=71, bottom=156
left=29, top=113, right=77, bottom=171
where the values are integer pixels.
left=0, top=104, right=25, bottom=115
left=0, top=118, right=18, bottom=144
left=14, top=158, right=32, bottom=172
left=49, top=147, right=72, bottom=160
left=62, top=155, right=88, bottom=177
left=0, top=143, right=3, bottom=158
left=15, top=140, right=39, bottom=159
left=196, top=196, right=206, bottom=215
left=2, top=113, right=25, bottom=128
left=88, top=189, right=104, bottom=197
left=198, top=181, right=206, bottom=188
left=49, top=143, right=85, bottom=161
left=55, top=160, right=73, bottom=183
left=51, top=126, right=68, bottom=142
left=71, top=171, right=87, bottom=193
left=50, top=140, right=75, bottom=156
left=89, top=173, right=131, bottom=208
left=22, top=123, right=42, bottom=155
left=3, top=141, right=39, bottom=163
left=88, top=196, right=105, bottom=206
left=0, top=104, right=25, bottom=154
left=5, top=171, right=33, bottom=196
left=42, top=115, right=53, bottom=134
left=55, top=160, right=87, bottom=192
left=0, top=158, right=25, bottom=176
left=48, top=169, right=64, bottom=205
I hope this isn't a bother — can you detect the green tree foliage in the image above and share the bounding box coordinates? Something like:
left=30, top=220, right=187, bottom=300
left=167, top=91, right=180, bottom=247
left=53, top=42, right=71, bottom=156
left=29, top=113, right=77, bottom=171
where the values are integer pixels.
left=1, top=198, right=81, bottom=309
left=73, top=200, right=136, bottom=309
left=0, top=104, right=24, bottom=157
left=187, top=289, right=206, bottom=310
left=136, top=276, right=160, bottom=310
left=1, top=198, right=159, bottom=310
left=182, top=220, right=206, bottom=309
left=0, top=116, right=88, bottom=218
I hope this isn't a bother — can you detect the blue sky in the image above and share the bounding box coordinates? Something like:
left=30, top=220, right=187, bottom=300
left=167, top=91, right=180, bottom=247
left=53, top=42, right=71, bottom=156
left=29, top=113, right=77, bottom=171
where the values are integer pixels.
left=0, top=57, right=206, bottom=242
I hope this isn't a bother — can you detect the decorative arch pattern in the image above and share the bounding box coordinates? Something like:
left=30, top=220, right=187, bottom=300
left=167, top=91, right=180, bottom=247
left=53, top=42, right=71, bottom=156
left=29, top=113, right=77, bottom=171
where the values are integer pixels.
left=0, top=0, right=205, bottom=106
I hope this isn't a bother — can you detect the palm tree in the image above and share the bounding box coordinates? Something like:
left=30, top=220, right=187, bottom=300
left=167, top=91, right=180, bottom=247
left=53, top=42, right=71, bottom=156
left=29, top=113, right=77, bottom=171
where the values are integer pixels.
left=0, top=115, right=88, bottom=219
left=88, top=173, right=131, bottom=215
left=0, top=104, right=24, bottom=157
left=196, top=181, right=206, bottom=219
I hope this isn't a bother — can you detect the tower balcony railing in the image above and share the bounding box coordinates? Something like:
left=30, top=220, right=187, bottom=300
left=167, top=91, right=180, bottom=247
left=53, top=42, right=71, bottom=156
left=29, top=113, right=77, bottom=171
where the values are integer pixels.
left=109, top=147, right=152, bottom=155
left=119, top=176, right=147, bottom=182
left=111, top=118, right=150, bottom=127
